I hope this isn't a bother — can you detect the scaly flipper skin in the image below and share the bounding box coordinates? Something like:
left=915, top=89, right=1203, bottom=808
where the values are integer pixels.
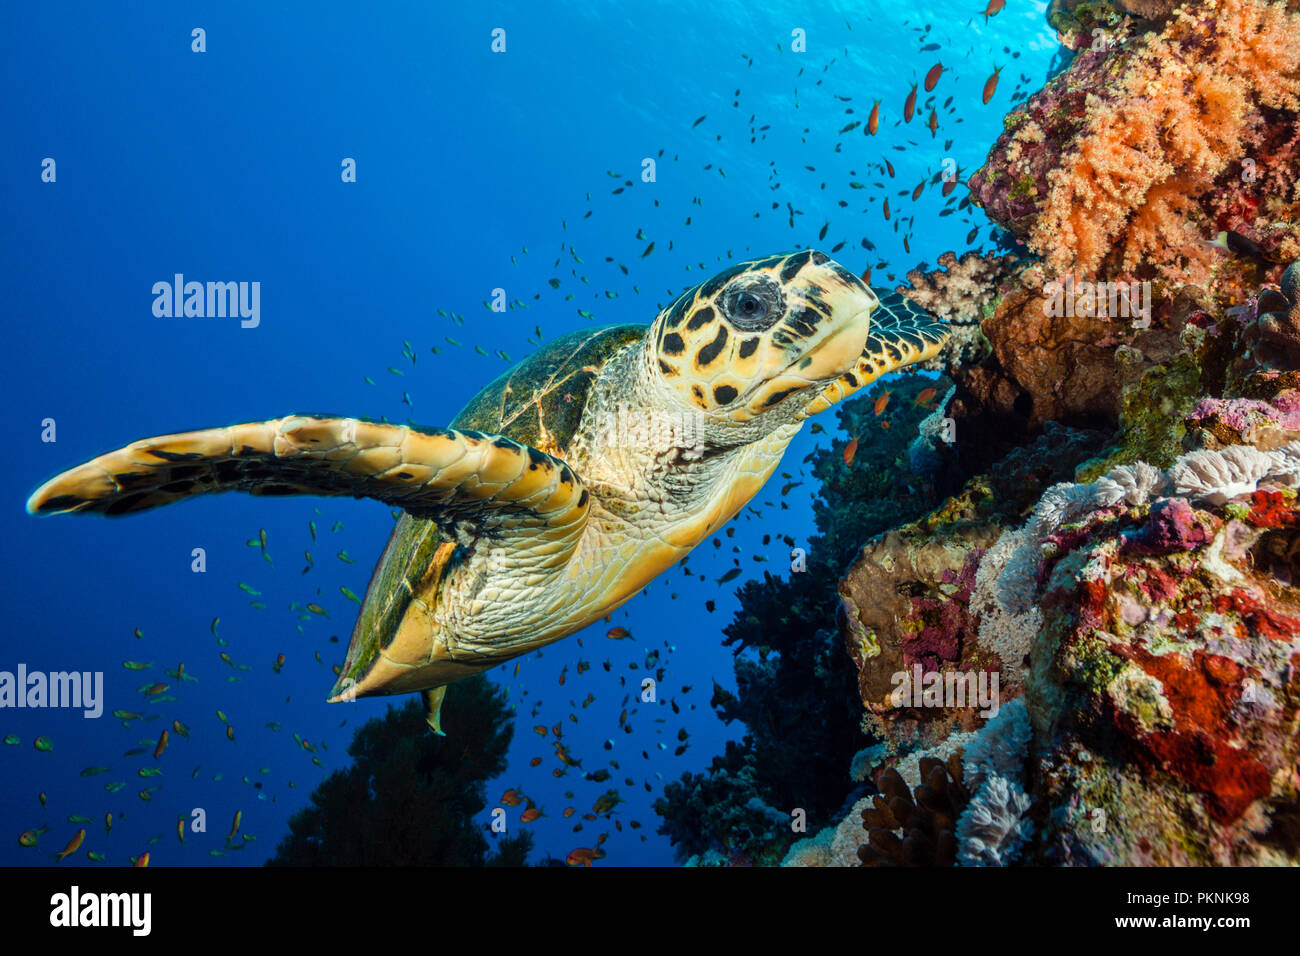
left=801, top=291, right=949, bottom=417
left=26, top=416, right=589, bottom=559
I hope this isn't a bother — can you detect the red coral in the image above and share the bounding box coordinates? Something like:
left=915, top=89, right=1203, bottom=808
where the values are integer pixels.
left=1141, top=731, right=1273, bottom=824
left=1212, top=589, right=1300, bottom=641
left=1247, top=489, right=1300, bottom=528
left=1114, top=646, right=1272, bottom=823
left=1126, top=647, right=1245, bottom=728
left=1137, top=565, right=1180, bottom=603
left=1080, top=578, right=1110, bottom=621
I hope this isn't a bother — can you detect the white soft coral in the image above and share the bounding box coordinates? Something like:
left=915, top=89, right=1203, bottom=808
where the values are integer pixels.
left=956, top=775, right=1033, bottom=866
left=1168, top=445, right=1290, bottom=504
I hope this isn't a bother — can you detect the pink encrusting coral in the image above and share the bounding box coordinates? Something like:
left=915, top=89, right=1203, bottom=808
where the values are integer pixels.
left=1118, top=498, right=1218, bottom=554
left=1015, top=479, right=1299, bottom=860
left=1188, top=396, right=1295, bottom=431
left=1031, top=490, right=1300, bottom=846
left=901, top=562, right=978, bottom=671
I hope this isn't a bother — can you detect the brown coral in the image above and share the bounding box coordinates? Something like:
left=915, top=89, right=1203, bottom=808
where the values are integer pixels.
left=1242, top=262, right=1300, bottom=368
left=1116, top=0, right=1182, bottom=17
left=978, top=265, right=1130, bottom=425
left=858, top=757, right=970, bottom=866
left=1047, top=0, right=1179, bottom=45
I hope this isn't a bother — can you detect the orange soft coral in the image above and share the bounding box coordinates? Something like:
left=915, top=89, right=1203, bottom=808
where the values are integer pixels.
left=1028, top=0, right=1300, bottom=284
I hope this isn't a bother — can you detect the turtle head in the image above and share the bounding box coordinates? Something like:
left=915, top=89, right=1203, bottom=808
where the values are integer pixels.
left=648, top=250, right=876, bottom=427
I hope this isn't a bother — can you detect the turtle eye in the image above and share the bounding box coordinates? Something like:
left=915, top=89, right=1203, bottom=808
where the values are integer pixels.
left=736, top=293, right=765, bottom=320
left=722, top=278, right=783, bottom=331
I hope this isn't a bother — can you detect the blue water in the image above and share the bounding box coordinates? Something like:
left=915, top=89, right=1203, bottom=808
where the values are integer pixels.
left=0, top=1, right=1057, bottom=865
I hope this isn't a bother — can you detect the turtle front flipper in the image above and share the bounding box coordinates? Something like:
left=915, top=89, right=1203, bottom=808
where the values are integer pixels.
left=800, top=291, right=950, bottom=417
left=27, top=416, right=589, bottom=555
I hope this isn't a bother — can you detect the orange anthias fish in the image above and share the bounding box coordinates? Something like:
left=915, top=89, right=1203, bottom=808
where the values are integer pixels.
left=566, top=847, right=597, bottom=867
left=54, top=828, right=85, bottom=862
left=983, top=65, right=1003, bottom=104
left=927, top=109, right=939, bottom=138
left=843, top=437, right=860, bottom=466
left=911, top=182, right=924, bottom=201
left=521, top=806, right=543, bottom=823
left=501, top=789, right=523, bottom=807
left=942, top=170, right=960, bottom=197
left=153, top=729, right=168, bottom=760
left=605, top=626, right=632, bottom=640
left=134, top=852, right=150, bottom=868
left=554, top=742, right=581, bottom=768
left=860, top=266, right=872, bottom=285
left=981, top=0, right=1006, bottom=22
left=867, top=100, right=881, bottom=135
left=925, top=62, right=944, bottom=92
left=874, top=391, right=892, bottom=415
left=903, top=83, right=917, bottom=123
left=915, top=387, right=939, bottom=407
left=883, top=198, right=891, bottom=220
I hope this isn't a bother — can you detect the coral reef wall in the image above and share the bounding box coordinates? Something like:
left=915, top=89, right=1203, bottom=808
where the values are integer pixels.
left=662, top=0, right=1300, bottom=867
left=961, top=0, right=1300, bottom=433
left=786, top=0, right=1300, bottom=867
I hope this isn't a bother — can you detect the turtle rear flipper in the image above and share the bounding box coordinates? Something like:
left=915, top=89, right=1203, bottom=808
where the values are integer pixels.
left=421, top=687, right=447, bottom=736
left=26, top=416, right=589, bottom=554
left=801, top=291, right=949, bottom=417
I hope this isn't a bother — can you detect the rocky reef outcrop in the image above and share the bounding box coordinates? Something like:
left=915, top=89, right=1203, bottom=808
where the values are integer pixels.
left=794, top=339, right=1300, bottom=864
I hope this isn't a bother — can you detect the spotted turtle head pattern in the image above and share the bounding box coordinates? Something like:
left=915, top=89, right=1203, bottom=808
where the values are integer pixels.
left=648, top=250, right=877, bottom=423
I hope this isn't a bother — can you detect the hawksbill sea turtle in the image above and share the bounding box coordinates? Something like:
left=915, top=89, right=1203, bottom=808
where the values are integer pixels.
left=27, top=250, right=948, bottom=733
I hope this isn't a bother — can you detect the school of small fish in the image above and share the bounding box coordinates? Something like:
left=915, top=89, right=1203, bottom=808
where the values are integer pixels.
left=4, top=7, right=1017, bottom=866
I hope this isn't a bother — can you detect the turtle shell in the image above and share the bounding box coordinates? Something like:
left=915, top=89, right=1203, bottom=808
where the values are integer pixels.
left=451, top=323, right=646, bottom=452
left=335, top=324, right=646, bottom=693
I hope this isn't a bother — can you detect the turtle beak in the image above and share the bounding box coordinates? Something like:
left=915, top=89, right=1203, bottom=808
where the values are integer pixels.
left=738, top=286, right=876, bottom=417
left=783, top=303, right=874, bottom=382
